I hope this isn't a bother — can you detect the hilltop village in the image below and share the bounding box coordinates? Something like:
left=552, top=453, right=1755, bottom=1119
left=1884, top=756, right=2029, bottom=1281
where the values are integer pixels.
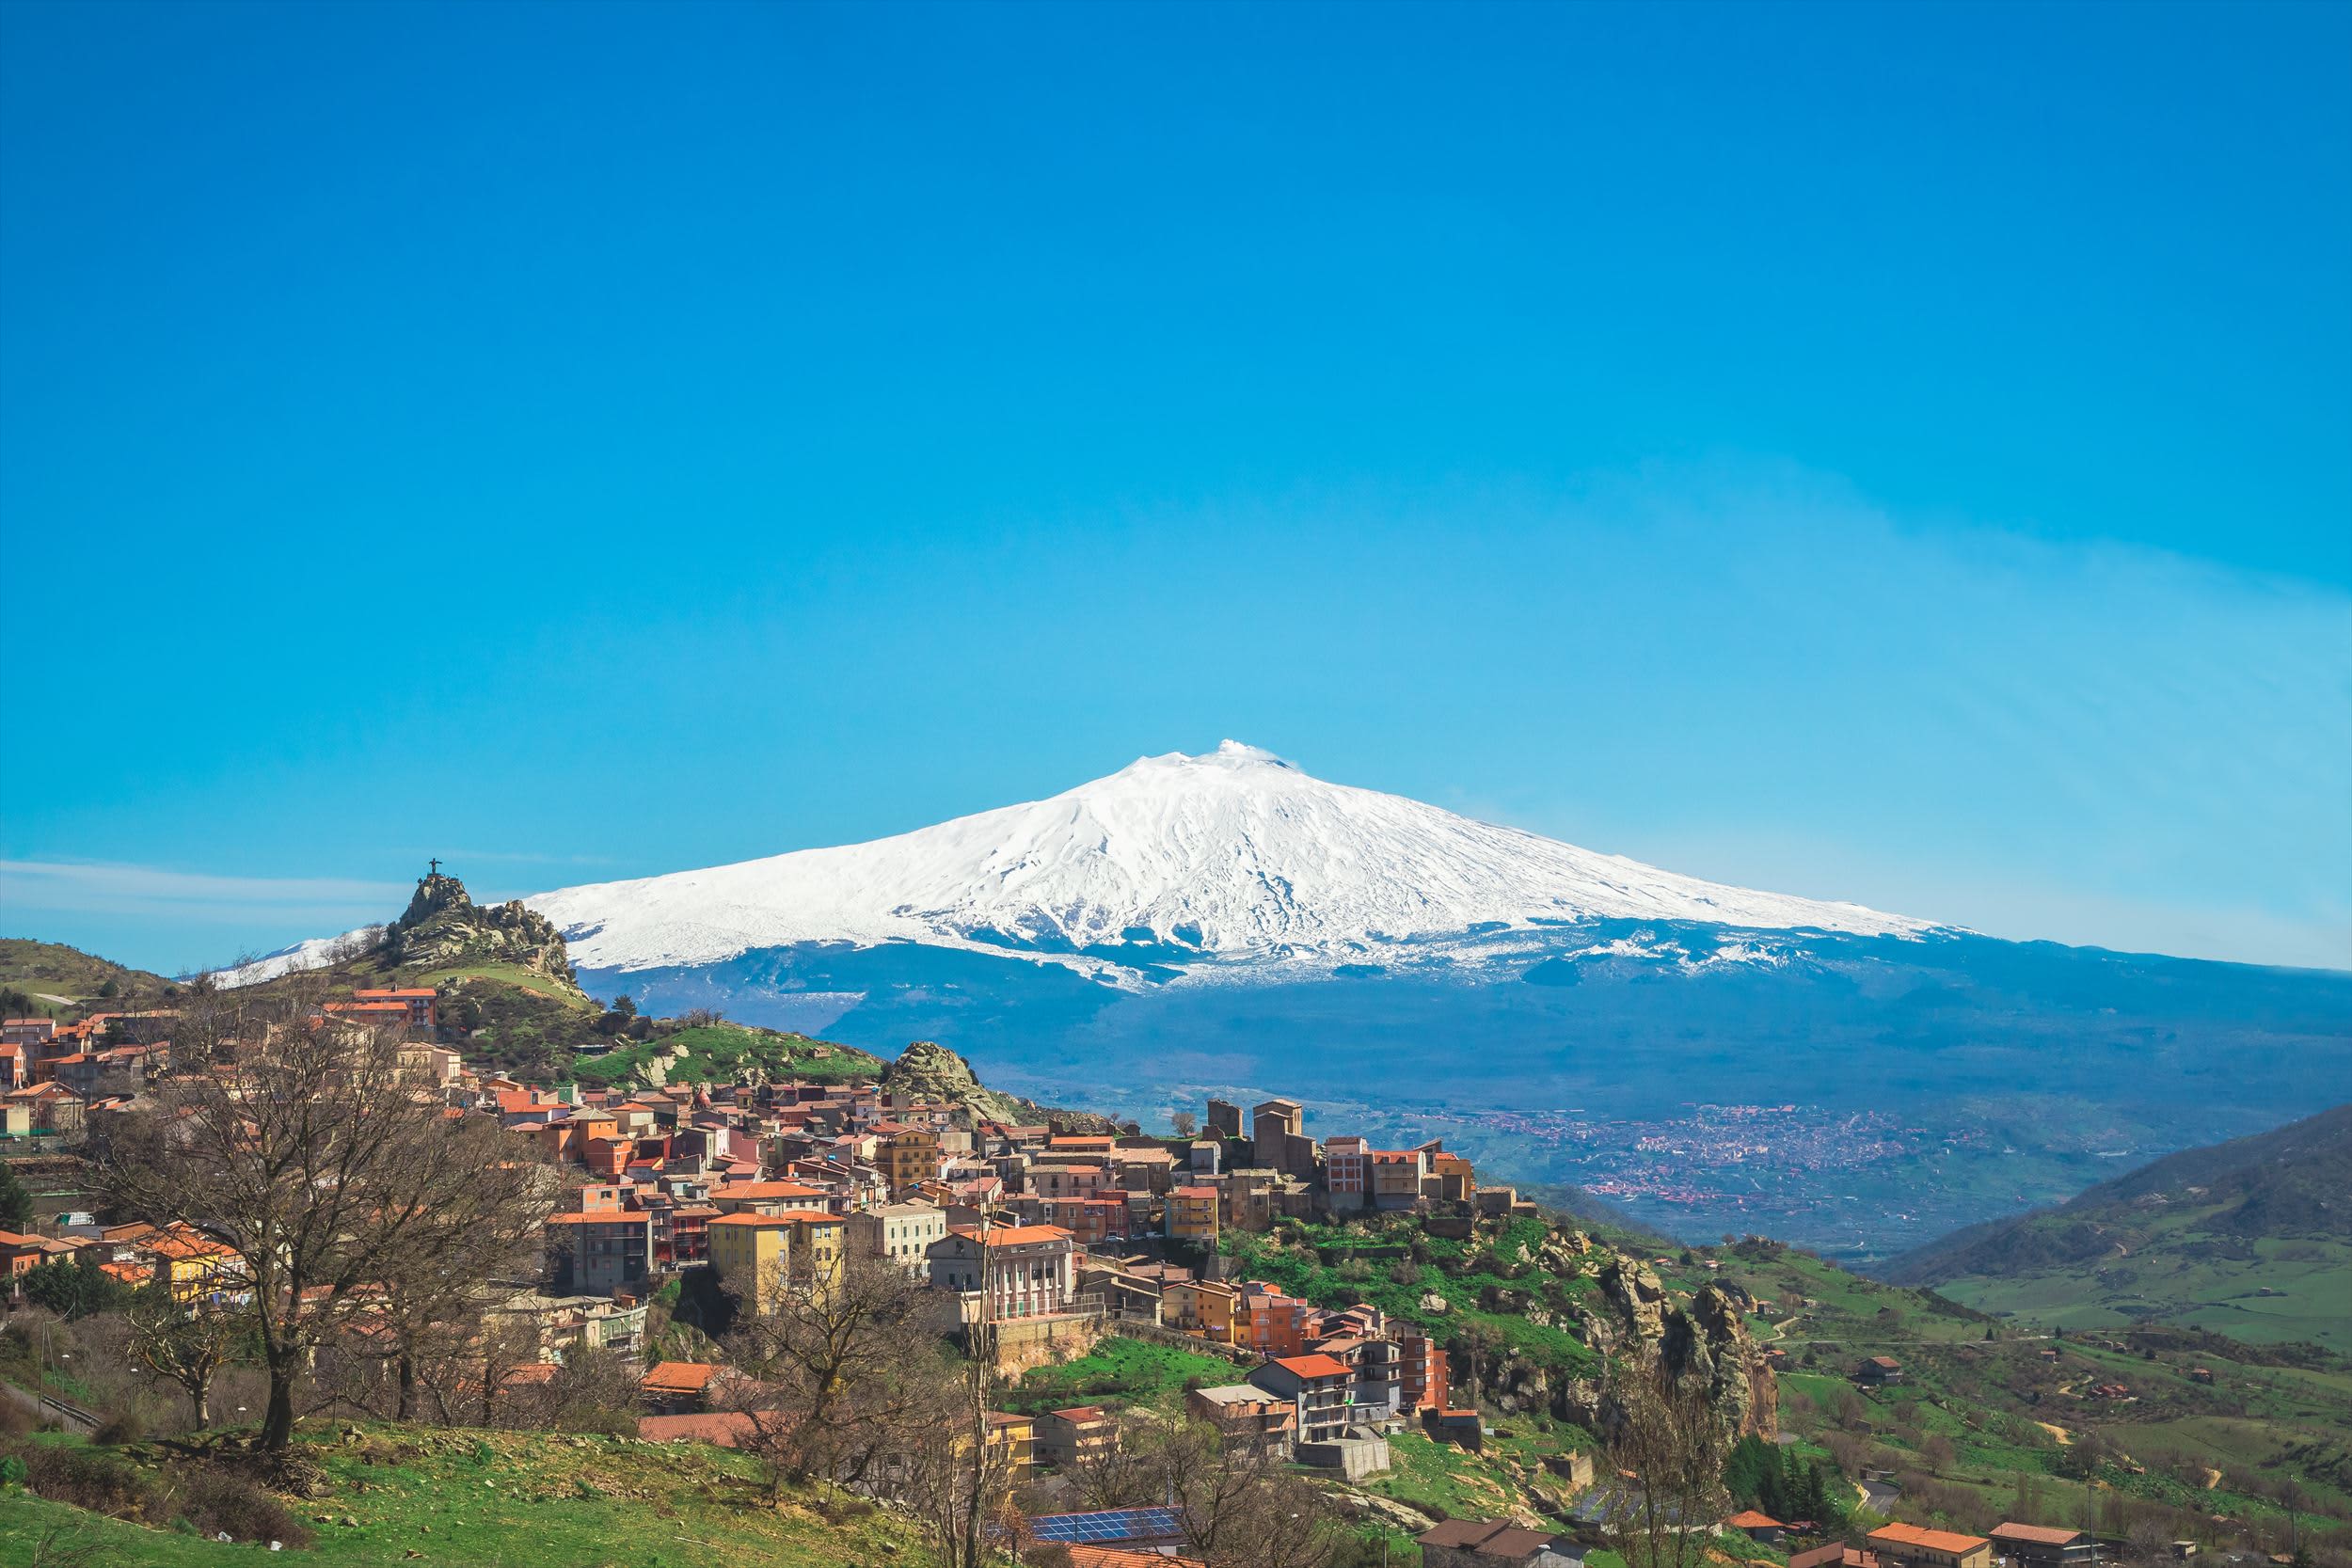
left=0, top=942, right=2344, bottom=1568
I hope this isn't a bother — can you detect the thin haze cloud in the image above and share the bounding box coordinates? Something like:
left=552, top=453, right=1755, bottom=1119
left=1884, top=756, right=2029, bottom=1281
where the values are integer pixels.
left=1451, top=467, right=2352, bottom=969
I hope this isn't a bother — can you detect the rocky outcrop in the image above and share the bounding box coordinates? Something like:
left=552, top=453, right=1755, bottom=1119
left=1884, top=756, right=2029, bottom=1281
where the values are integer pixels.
left=880, top=1040, right=1029, bottom=1125
left=387, top=873, right=579, bottom=987
left=879, top=1039, right=1121, bottom=1132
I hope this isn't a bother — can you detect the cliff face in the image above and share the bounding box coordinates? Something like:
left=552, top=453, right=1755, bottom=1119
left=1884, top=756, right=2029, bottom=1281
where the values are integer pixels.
left=1586, top=1252, right=1778, bottom=1440
left=389, top=873, right=579, bottom=987
left=1424, top=1224, right=1771, bottom=1450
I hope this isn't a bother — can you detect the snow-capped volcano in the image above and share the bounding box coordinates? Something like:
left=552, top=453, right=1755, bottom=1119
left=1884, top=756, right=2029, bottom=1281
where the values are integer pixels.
left=528, top=741, right=1936, bottom=976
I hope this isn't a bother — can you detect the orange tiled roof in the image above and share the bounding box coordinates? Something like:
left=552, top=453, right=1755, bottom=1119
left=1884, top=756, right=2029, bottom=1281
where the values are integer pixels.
left=1992, top=1526, right=2086, bottom=1546
left=638, top=1411, right=755, bottom=1447
left=718, top=1180, right=829, bottom=1200
left=1871, top=1524, right=1990, bottom=1555
left=948, top=1224, right=1072, bottom=1247
left=1065, top=1548, right=1207, bottom=1568
left=640, top=1361, right=718, bottom=1394
left=1269, top=1354, right=1352, bottom=1379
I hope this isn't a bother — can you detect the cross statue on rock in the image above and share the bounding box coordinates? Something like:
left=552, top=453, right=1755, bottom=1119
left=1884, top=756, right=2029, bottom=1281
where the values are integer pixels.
left=429, top=858, right=440, bottom=877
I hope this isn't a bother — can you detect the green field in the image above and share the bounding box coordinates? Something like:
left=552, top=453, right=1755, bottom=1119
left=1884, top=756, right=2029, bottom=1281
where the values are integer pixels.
left=1934, top=1229, right=2352, bottom=1348
left=413, top=961, right=596, bottom=1006
left=0, top=937, right=170, bottom=1006
left=1672, top=1241, right=2352, bottom=1540
left=1888, top=1104, right=2351, bottom=1350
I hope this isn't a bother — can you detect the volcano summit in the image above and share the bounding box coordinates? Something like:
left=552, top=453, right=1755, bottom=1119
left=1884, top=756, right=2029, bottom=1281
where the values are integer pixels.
left=530, top=740, right=1939, bottom=982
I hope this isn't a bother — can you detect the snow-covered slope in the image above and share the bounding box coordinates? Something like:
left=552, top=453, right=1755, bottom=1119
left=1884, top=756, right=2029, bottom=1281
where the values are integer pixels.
left=529, top=741, right=1938, bottom=977
left=209, top=927, right=382, bottom=988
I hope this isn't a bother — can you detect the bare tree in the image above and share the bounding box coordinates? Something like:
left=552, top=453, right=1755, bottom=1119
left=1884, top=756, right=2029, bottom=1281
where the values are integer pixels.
left=1599, top=1354, right=1732, bottom=1568
left=723, top=1248, right=941, bottom=1494
left=903, top=1315, right=1020, bottom=1568
left=104, top=988, right=548, bottom=1450
left=1170, top=1111, right=1199, bottom=1139
left=121, top=1284, right=245, bottom=1429
left=469, top=1319, right=553, bottom=1429
left=1161, top=1416, right=1343, bottom=1568
left=1067, top=1410, right=1163, bottom=1511
left=485, top=1342, right=641, bottom=1434
left=367, top=1116, right=555, bottom=1421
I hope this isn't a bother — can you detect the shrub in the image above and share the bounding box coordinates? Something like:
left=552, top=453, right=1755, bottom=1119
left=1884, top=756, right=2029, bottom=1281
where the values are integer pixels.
left=17, top=1442, right=167, bottom=1523
left=177, top=1465, right=313, bottom=1547
left=91, top=1408, right=147, bottom=1447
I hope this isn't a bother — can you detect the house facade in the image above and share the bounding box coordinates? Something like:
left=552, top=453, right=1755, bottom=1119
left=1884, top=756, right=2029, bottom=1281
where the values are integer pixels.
left=926, top=1223, right=1077, bottom=1321
left=1248, top=1353, right=1354, bottom=1445
left=546, top=1211, right=653, bottom=1298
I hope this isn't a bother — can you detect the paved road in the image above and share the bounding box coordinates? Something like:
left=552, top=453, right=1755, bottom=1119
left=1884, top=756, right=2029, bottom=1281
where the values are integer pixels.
left=2, top=1376, right=99, bottom=1435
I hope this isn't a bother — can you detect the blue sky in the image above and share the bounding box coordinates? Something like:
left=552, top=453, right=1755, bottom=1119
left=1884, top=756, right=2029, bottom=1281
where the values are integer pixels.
left=2, top=0, right=2346, bottom=974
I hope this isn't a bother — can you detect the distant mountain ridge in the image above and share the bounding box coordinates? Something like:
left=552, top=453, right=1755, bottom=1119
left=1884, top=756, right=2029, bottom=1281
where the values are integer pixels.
left=1886, top=1104, right=2352, bottom=1345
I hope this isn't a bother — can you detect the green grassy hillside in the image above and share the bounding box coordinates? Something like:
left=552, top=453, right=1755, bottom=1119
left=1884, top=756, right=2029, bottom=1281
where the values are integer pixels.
left=570, top=1021, right=884, bottom=1089
left=0, top=938, right=172, bottom=1010
left=0, top=1424, right=924, bottom=1568
left=1886, top=1105, right=2352, bottom=1346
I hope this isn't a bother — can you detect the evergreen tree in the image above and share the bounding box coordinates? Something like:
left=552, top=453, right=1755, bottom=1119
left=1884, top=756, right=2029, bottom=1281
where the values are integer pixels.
left=20, top=1251, right=134, bottom=1320
left=0, top=1160, right=33, bottom=1230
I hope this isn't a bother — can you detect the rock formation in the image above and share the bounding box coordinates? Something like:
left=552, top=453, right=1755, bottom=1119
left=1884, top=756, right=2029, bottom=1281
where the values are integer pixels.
left=879, top=1040, right=1030, bottom=1126
left=387, top=872, right=578, bottom=986
left=1580, top=1249, right=1778, bottom=1440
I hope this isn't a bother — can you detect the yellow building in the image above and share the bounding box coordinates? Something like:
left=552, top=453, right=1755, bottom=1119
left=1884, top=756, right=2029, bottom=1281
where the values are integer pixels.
left=984, top=1411, right=1035, bottom=1478
left=1167, top=1184, right=1220, bottom=1243
left=140, top=1225, right=239, bottom=1304
left=707, top=1210, right=847, bottom=1314
left=1162, top=1277, right=1237, bottom=1342
left=878, top=1126, right=942, bottom=1196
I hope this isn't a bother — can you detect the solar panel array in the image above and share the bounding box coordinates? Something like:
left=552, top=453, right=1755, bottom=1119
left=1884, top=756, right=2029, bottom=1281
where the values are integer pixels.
left=1028, top=1507, right=1184, bottom=1544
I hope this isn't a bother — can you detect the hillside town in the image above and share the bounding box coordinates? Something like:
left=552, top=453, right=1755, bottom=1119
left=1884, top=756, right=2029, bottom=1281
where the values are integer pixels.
left=4, top=983, right=2294, bottom=1568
